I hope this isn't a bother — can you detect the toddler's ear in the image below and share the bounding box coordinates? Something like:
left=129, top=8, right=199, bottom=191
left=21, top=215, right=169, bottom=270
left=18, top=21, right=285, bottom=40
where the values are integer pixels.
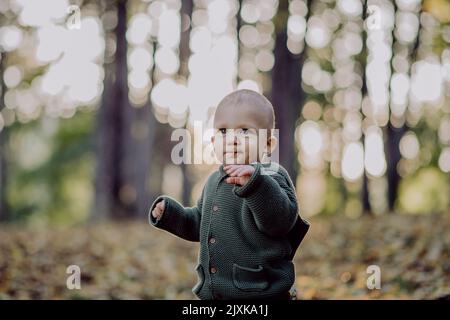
left=211, top=136, right=215, bottom=144
left=267, top=135, right=278, bottom=154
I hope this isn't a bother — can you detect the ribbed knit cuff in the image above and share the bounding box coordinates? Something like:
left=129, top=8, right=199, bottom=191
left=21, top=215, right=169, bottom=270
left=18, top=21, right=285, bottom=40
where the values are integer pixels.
left=148, top=195, right=172, bottom=227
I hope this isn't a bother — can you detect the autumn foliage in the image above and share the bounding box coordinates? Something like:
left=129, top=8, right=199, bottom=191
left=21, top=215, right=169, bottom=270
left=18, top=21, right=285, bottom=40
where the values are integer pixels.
left=1, top=213, right=449, bottom=299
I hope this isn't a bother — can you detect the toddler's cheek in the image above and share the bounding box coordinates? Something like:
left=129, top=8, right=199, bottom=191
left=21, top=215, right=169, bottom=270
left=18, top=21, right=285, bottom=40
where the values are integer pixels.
left=215, top=151, right=225, bottom=164
left=234, top=152, right=246, bottom=165
left=245, top=139, right=260, bottom=163
left=212, top=141, right=224, bottom=161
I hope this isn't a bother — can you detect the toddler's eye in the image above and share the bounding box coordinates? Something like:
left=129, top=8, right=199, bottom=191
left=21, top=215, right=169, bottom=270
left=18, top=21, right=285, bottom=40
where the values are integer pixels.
left=238, top=128, right=250, bottom=135
left=218, top=128, right=227, bottom=135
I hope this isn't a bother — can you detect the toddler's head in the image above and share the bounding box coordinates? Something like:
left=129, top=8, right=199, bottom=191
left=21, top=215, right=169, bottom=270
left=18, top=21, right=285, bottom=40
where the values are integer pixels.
left=211, top=89, right=277, bottom=165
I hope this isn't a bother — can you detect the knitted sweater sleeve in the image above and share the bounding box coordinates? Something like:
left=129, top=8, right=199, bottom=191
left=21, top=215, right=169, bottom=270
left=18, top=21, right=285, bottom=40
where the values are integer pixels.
left=148, top=187, right=205, bottom=242
left=232, top=163, right=299, bottom=237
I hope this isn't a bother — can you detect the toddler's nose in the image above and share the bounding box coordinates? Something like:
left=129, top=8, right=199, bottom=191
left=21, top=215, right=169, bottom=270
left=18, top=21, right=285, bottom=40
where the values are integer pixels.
left=224, top=131, right=238, bottom=145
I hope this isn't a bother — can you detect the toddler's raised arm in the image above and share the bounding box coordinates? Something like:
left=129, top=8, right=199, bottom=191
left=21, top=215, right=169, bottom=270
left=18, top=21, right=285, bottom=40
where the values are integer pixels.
left=233, top=163, right=299, bottom=237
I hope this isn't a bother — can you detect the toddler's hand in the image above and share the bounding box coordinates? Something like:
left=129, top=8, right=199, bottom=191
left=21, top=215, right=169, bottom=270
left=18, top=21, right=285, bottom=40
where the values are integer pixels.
left=224, top=164, right=255, bottom=186
left=152, top=200, right=165, bottom=220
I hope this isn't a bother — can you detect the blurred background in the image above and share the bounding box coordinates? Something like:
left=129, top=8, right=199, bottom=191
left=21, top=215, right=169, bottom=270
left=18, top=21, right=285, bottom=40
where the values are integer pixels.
left=0, top=0, right=449, bottom=299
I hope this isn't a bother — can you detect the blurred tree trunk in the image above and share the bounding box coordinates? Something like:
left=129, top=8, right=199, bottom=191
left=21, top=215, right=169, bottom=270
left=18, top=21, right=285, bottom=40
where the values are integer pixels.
left=0, top=130, right=7, bottom=222
left=237, top=0, right=243, bottom=80
left=118, top=3, right=154, bottom=220
left=0, top=53, right=8, bottom=221
left=385, top=0, right=401, bottom=214
left=93, top=1, right=118, bottom=219
left=361, top=170, right=371, bottom=214
left=179, top=0, right=193, bottom=206
left=385, top=122, right=406, bottom=212
left=361, top=0, right=371, bottom=214
left=384, top=4, right=420, bottom=213
left=94, top=0, right=154, bottom=220
left=270, top=0, right=310, bottom=186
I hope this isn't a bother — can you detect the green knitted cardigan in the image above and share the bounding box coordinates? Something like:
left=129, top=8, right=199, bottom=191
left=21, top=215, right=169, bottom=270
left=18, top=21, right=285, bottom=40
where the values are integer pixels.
left=149, top=162, right=309, bottom=300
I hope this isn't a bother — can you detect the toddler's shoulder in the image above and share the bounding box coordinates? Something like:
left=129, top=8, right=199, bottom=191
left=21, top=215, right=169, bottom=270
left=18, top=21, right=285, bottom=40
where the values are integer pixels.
left=260, top=162, right=290, bottom=179
left=260, top=162, right=295, bottom=189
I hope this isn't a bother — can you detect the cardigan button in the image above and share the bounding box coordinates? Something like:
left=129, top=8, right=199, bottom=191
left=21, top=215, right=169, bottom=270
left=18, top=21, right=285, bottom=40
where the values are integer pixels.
left=209, top=237, right=216, bottom=244
left=210, top=267, right=217, bottom=274
left=212, top=205, right=219, bottom=212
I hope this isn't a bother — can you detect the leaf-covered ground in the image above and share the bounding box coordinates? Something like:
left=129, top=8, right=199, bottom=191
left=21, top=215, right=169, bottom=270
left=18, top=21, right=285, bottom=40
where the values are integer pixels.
left=0, top=213, right=449, bottom=299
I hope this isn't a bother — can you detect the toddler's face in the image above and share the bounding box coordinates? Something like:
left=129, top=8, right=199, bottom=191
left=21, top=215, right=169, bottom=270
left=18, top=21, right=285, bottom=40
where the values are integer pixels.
left=211, top=103, right=274, bottom=165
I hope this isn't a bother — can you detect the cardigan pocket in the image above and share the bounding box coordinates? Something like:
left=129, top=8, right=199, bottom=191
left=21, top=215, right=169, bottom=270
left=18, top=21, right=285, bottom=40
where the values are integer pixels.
left=232, top=263, right=269, bottom=292
left=192, top=264, right=205, bottom=295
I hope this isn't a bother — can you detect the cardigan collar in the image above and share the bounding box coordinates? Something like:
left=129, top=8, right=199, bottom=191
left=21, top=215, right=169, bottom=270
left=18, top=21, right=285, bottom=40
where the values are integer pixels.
left=219, top=164, right=227, bottom=178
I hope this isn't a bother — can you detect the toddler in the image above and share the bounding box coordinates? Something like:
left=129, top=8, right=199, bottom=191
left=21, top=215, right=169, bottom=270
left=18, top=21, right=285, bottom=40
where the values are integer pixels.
left=149, top=89, right=309, bottom=300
